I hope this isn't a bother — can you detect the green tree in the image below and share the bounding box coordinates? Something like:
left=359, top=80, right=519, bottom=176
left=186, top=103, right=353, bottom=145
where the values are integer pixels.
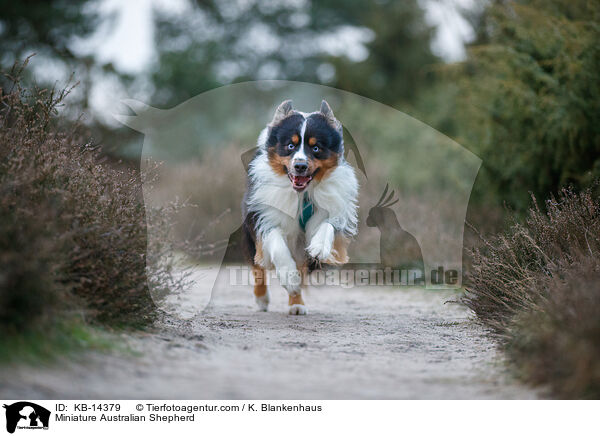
left=0, top=0, right=97, bottom=64
left=150, top=0, right=438, bottom=108
left=0, top=0, right=125, bottom=113
left=451, top=0, right=600, bottom=210
left=322, top=0, right=438, bottom=105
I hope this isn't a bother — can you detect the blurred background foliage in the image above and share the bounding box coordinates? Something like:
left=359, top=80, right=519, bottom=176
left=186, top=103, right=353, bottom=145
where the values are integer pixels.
left=445, top=0, right=600, bottom=210
left=2, top=0, right=599, bottom=394
left=2, top=0, right=597, bottom=215
left=150, top=0, right=438, bottom=107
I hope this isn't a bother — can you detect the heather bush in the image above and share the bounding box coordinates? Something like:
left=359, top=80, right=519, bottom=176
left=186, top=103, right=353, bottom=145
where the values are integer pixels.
left=464, top=186, right=600, bottom=397
left=0, top=60, right=158, bottom=345
left=509, top=256, right=600, bottom=398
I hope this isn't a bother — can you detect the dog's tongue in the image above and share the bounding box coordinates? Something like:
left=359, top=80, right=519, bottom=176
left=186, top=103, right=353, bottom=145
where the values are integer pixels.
left=291, top=175, right=311, bottom=190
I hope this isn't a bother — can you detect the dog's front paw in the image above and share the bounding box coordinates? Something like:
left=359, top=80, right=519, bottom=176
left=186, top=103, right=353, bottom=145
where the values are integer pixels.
left=288, top=304, right=307, bottom=315
left=307, top=222, right=334, bottom=261
left=278, top=268, right=302, bottom=294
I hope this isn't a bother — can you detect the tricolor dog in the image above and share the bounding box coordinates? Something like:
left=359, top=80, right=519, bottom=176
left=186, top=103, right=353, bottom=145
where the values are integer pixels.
left=242, top=100, right=359, bottom=315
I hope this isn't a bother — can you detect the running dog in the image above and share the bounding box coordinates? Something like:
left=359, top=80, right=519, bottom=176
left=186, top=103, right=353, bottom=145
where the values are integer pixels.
left=242, top=100, right=358, bottom=315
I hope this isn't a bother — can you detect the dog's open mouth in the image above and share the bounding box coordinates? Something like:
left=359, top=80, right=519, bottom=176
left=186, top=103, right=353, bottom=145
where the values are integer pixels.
left=288, top=173, right=313, bottom=191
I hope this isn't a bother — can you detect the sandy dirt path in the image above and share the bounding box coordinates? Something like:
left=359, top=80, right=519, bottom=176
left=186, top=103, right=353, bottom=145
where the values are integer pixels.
left=0, top=283, right=537, bottom=399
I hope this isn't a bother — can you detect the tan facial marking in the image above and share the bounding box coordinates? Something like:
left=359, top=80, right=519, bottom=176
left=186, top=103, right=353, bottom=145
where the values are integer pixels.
left=291, top=134, right=300, bottom=145
left=308, top=136, right=317, bottom=146
left=312, top=154, right=339, bottom=181
left=268, top=149, right=291, bottom=176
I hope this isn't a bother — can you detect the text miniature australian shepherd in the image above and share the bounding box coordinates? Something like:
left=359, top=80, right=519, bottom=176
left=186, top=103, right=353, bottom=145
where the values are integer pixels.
left=242, top=100, right=359, bottom=315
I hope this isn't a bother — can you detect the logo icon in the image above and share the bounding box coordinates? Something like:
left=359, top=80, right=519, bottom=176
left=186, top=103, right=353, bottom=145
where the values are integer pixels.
left=3, top=402, right=50, bottom=434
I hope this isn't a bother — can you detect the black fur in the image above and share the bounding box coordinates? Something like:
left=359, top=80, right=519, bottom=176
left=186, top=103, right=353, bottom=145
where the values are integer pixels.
left=241, top=163, right=259, bottom=265
left=304, top=113, right=342, bottom=155
left=266, top=112, right=342, bottom=161
left=266, top=113, right=304, bottom=155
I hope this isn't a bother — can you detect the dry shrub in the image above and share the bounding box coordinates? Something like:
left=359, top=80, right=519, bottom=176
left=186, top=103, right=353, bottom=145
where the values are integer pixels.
left=0, top=60, right=157, bottom=337
left=509, top=256, right=600, bottom=398
left=464, top=186, right=600, bottom=398
left=148, top=146, right=246, bottom=260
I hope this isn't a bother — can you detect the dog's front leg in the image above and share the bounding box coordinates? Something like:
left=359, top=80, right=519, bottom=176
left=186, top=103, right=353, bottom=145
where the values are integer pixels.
left=305, top=209, right=333, bottom=262
left=306, top=219, right=335, bottom=262
left=306, top=216, right=349, bottom=265
left=262, top=228, right=306, bottom=315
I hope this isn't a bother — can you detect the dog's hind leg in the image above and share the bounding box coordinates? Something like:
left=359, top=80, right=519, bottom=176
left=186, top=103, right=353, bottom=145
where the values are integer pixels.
left=287, top=260, right=307, bottom=315
left=288, top=292, right=306, bottom=315
left=252, top=265, right=269, bottom=311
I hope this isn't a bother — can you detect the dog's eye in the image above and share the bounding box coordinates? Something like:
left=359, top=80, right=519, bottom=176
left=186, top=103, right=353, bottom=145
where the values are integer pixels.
left=312, top=145, right=320, bottom=153
left=287, top=143, right=295, bottom=150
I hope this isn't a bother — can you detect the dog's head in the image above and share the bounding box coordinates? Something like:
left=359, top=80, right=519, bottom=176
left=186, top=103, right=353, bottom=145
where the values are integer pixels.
left=265, top=100, right=343, bottom=192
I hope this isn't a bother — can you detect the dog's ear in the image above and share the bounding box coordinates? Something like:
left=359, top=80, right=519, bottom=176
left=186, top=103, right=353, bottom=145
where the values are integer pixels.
left=320, top=100, right=336, bottom=122
left=270, top=99, right=294, bottom=126
left=320, top=99, right=343, bottom=135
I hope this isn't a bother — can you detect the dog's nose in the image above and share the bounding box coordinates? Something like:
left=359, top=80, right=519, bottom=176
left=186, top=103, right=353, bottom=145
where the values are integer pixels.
left=294, top=161, right=308, bottom=174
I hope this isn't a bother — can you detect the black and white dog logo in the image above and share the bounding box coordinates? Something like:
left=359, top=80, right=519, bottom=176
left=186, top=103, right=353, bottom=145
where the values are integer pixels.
left=3, top=402, right=50, bottom=434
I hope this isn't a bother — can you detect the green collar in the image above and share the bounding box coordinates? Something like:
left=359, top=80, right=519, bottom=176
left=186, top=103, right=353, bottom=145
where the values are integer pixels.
left=299, top=192, right=314, bottom=232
